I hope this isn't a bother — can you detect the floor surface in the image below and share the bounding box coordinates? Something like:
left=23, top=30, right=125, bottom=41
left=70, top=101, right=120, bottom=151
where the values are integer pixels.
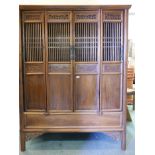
left=20, top=105, right=135, bottom=155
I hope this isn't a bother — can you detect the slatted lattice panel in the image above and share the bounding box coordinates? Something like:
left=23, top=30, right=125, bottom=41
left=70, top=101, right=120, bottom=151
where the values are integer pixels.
left=75, top=23, right=98, bottom=62
left=48, top=23, right=70, bottom=62
left=102, top=11, right=123, bottom=61
left=24, top=23, right=43, bottom=62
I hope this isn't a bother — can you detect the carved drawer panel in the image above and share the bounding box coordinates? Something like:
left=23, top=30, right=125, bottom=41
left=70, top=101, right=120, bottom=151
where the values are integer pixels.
left=25, top=63, right=44, bottom=74
left=102, top=63, right=121, bottom=73
left=48, top=64, right=71, bottom=73
left=75, top=64, right=98, bottom=74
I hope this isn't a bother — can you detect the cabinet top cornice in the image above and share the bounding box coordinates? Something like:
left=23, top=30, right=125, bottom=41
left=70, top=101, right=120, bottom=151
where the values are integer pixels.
left=19, top=5, right=131, bottom=11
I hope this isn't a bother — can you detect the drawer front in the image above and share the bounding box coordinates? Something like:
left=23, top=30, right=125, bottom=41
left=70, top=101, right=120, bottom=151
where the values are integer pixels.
left=24, top=112, right=122, bottom=129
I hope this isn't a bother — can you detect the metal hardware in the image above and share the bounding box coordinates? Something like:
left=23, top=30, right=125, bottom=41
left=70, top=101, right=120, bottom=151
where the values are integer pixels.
left=76, top=76, right=80, bottom=79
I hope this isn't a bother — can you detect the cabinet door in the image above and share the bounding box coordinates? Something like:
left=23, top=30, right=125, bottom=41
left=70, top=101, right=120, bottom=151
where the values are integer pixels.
left=74, top=11, right=100, bottom=112
left=22, top=12, right=46, bottom=111
left=46, top=11, right=73, bottom=112
left=101, top=11, right=123, bottom=111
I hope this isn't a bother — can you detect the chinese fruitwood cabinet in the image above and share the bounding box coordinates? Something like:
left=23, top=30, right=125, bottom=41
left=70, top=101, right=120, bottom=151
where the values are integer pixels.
left=19, top=5, right=131, bottom=151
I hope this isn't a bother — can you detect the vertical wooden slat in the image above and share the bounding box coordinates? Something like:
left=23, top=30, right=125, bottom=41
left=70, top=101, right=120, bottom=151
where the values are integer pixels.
left=34, top=23, right=36, bottom=61
left=50, top=23, right=52, bottom=61
left=94, top=23, right=97, bottom=61
left=63, top=23, right=65, bottom=61
left=25, top=24, right=27, bottom=61
left=110, top=22, right=111, bottom=61
left=89, top=23, right=91, bottom=61
left=106, top=22, right=108, bottom=61
left=53, top=23, right=55, bottom=61
left=90, top=23, right=92, bottom=61
left=112, top=23, right=114, bottom=61
left=54, top=23, right=56, bottom=62
left=28, top=24, right=30, bottom=61
left=48, top=23, right=49, bottom=61
left=37, top=23, right=38, bottom=61
left=38, top=23, right=39, bottom=61
left=52, top=23, right=53, bottom=61
left=107, top=23, right=109, bottom=61
left=68, top=22, right=70, bottom=61
left=86, top=23, right=87, bottom=61
left=57, top=23, right=59, bottom=62
left=39, top=24, right=42, bottom=61
left=119, top=22, right=121, bottom=60
left=77, top=23, right=79, bottom=61
left=113, top=23, right=115, bottom=61
left=103, top=23, right=104, bottom=61
left=30, top=23, right=32, bottom=61
left=83, top=23, right=85, bottom=62
left=86, top=23, right=88, bottom=61
left=104, top=22, right=105, bottom=61
left=33, top=23, right=34, bottom=61
left=60, top=23, right=61, bottom=62
left=82, top=23, right=84, bottom=62
left=52, top=23, right=54, bottom=61
left=65, top=23, right=67, bottom=61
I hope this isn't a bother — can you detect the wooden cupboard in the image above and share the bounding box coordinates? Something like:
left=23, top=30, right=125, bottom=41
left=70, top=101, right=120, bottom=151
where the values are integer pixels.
left=19, top=5, right=131, bottom=151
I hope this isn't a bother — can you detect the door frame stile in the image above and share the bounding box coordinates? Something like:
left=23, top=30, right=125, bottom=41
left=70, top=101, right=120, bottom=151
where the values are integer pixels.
left=44, top=11, right=49, bottom=113
left=71, top=11, right=75, bottom=112
left=99, top=8, right=102, bottom=115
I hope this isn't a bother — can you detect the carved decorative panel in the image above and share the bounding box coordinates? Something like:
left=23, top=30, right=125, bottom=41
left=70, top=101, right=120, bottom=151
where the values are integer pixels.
left=76, top=64, right=98, bottom=74
left=22, top=12, right=43, bottom=22
left=48, top=64, right=71, bottom=73
left=74, top=11, right=98, bottom=22
left=26, top=64, right=44, bottom=74
left=47, top=11, right=71, bottom=22
left=103, top=11, right=123, bottom=21
left=102, top=64, right=121, bottom=73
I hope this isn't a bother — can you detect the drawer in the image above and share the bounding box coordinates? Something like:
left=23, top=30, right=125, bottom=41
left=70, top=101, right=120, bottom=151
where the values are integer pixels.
left=24, top=112, right=122, bottom=129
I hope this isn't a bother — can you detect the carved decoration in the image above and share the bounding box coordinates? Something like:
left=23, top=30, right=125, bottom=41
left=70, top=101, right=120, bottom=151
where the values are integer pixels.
left=23, top=13, right=42, bottom=21
left=104, top=12, right=122, bottom=21
left=25, top=132, right=44, bottom=141
left=76, top=14, right=96, bottom=20
left=26, top=64, right=43, bottom=73
left=103, top=64, right=121, bottom=72
left=104, top=132, right=120, bottom=141
left=48, top=64, right=71, bottom=73
left=48, top=14, right=69, bottom=20
left=76, top=64, right=98, bottom=73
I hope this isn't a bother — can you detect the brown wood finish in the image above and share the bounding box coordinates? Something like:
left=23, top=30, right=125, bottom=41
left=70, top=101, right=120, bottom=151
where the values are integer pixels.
left=19, top=5, right=131, bottom=151
left=25, top=112, right=122, bottom=128
left=101, top=74, right=122, bottom=111
left=75, top=75, right=98, bottom=111
left=48, top=75, right=72, bottom=111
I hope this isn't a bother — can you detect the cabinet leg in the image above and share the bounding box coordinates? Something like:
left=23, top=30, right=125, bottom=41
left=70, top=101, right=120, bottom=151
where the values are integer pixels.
left=121, top=131, right=126, bottom=150
left=20, top=131, right=26, bottom=152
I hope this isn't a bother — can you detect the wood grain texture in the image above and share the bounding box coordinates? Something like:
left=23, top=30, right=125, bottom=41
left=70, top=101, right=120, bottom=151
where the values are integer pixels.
left=75, top=75, right=99, bottom=111
left=101, top=74, right=121, bottom=111
left=25, top=112, right=122, bottom=128
left=19, top=5, right=131, bottom=151
left=24, top=75, right=46, bottom=110
left=47, top=75, right=72, bottom=111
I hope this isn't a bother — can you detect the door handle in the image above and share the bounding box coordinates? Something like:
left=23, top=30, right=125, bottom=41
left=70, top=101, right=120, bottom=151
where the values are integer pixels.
left=76, top=76, right=80, bottom=79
